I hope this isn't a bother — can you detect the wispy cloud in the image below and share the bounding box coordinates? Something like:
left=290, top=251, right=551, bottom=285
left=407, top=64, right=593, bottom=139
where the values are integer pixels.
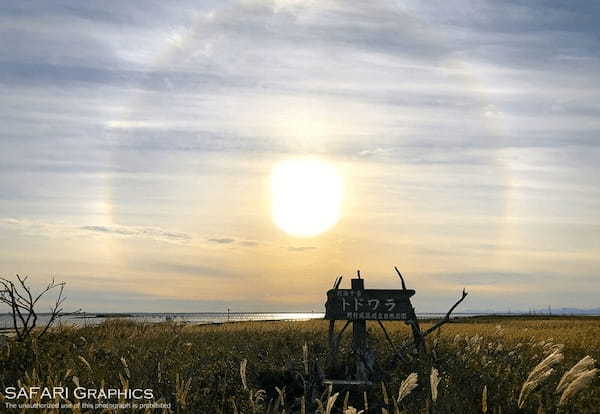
left=0, top=219, right=191, bottom=245
left=239, top=240, right=260, bottom=247
left=81, top=225, right=191, bottom=243
left=135, top=261, right=236, bottom=279
left=208, top=237, right=235, bottom=244
left=288, top=246, right=317, bottom=252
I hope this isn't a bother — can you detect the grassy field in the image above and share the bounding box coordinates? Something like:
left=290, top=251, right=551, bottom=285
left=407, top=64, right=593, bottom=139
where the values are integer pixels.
left=0, top=316, right=599, bottom=413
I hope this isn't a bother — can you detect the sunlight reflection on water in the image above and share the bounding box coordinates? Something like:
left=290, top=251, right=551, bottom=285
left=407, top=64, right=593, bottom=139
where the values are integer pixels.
left=0, top=312, right=326, bottom=328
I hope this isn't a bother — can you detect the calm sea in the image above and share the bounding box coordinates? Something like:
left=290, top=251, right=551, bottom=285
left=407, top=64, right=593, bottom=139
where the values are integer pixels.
left=0, top=312, right=325, bottom=328
left=0, top=311, right=470, bottom=329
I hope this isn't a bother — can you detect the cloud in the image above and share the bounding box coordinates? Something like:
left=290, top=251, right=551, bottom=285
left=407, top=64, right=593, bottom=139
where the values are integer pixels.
left=288, top=246, right=317, bottom=252
left=81, top=225, right=191, bottom=243
left=239, top=240, right=260, bottom=247
left=432, top=272, right=564, bottom=287
left=357, top=147, right=389, bottom=158
left=136, top=261, right=236, bottom=278
left=207, top=238, right=261, bottom=247
left=208, top=237, right=235, bottom=244
left=2, top=0, right=599, bottom=170
left=0, top=219, right=191, bottom=245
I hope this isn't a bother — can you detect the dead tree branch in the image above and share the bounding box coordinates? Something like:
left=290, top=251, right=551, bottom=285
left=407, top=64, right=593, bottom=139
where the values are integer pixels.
left=0, top=275, right=66, bottom=341
left=394, top=266, right=407, bottom=290
left=421, top=288, right=468, bottom=338
left=393, top=289, right=468, bottom=356
left=332, top=276, right=343, bottom=290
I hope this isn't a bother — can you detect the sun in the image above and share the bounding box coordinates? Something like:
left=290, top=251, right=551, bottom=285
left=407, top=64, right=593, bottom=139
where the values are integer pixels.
left=271, top=159, right=343, bottom=237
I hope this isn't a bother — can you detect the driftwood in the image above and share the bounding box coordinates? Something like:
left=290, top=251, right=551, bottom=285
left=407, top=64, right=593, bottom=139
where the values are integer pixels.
left=0, top=275, right=66, bottom=341
left=394, top=266, right=408, bottom=290
left=421, top=288, right=468, bottom=338
left=368, top=267, right=468, bottom=359
left=395, top=285, right=468, bottom=356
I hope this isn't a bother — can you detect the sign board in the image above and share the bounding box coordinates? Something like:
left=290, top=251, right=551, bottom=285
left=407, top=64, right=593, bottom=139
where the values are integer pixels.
left=325, top=288, right=416, bottom=321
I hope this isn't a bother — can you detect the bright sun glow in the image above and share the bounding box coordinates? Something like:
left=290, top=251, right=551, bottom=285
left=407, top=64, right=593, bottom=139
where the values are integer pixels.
left=271, top=159, right=343, bottom=237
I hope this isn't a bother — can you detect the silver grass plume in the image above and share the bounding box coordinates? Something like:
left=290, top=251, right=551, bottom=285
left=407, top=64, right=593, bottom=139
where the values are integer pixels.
left=559, top=368, right=599, bottom=405
left=556, top=355, right=596, bottom=393
left=518, top=348, right=563, bottom=408
left=397, top=372, right=418, bottom=403
left=430, top=368, right=440, bottom=403
left=482, top=385, right=487, bottom=414
left=240, top=359, right=248, bottom=390
left=325, top=392, right=339, bottom=414
left=302, top=342, right=309, bottom=376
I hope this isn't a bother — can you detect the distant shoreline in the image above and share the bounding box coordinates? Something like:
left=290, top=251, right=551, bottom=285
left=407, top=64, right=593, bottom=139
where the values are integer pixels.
left=2, top=314, right=600, bottom=335
left=3, top=311, right=600, bottom=319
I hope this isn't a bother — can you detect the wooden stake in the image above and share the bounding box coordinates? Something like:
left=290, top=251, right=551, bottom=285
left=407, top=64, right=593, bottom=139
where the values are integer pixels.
left=351, top=277, right=368, bottom=381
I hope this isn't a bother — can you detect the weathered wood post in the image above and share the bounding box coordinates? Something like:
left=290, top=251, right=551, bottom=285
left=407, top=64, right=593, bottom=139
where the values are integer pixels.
left=350, top=275, right=369, bottom=381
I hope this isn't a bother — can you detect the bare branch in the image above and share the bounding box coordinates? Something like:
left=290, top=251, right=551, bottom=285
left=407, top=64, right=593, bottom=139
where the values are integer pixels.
left=394, top=266, right=407, bottom=290
left=0, top=275, right=67, bottom=341
left=33, top=277, right=64, bottom=306
left=377, top=319, right=406, bottom=361
left=334, top=276, right=342, bottom=290
left=421, top=289, right=468, bottom=338
left=0, top=279, right=22, bottom=340
left=392, top=289, right=468, bottom=356
left=38, top=282, right=66, bottom=339
left=17, top=274, right=37, bottom=329
left=332, top=276, right=342, bottom=290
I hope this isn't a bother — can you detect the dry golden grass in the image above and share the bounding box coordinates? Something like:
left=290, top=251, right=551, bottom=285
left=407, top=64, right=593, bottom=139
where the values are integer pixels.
left=0, top=316, right=598, bottom=413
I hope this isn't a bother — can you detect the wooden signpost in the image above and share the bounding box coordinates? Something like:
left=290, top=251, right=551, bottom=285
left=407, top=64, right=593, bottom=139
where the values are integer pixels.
left=324, top=267, right=467, bottom=384
left=325, top=285, right=415, bottom=321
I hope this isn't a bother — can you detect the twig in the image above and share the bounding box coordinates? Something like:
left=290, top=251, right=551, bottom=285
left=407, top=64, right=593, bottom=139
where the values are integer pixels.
left=377, top=319, right=408, bottom=362
left=394, top=267, right=407, bottom=290
left=0, top=275, right=67, bottom=341
left=421, top=289, right=468, bottom=338
left=334, top=276, right=343, bottom=290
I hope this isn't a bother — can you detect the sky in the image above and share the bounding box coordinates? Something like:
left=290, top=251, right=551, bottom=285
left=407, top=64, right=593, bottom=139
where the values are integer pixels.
left=1, top=0, right=599, bottom=313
